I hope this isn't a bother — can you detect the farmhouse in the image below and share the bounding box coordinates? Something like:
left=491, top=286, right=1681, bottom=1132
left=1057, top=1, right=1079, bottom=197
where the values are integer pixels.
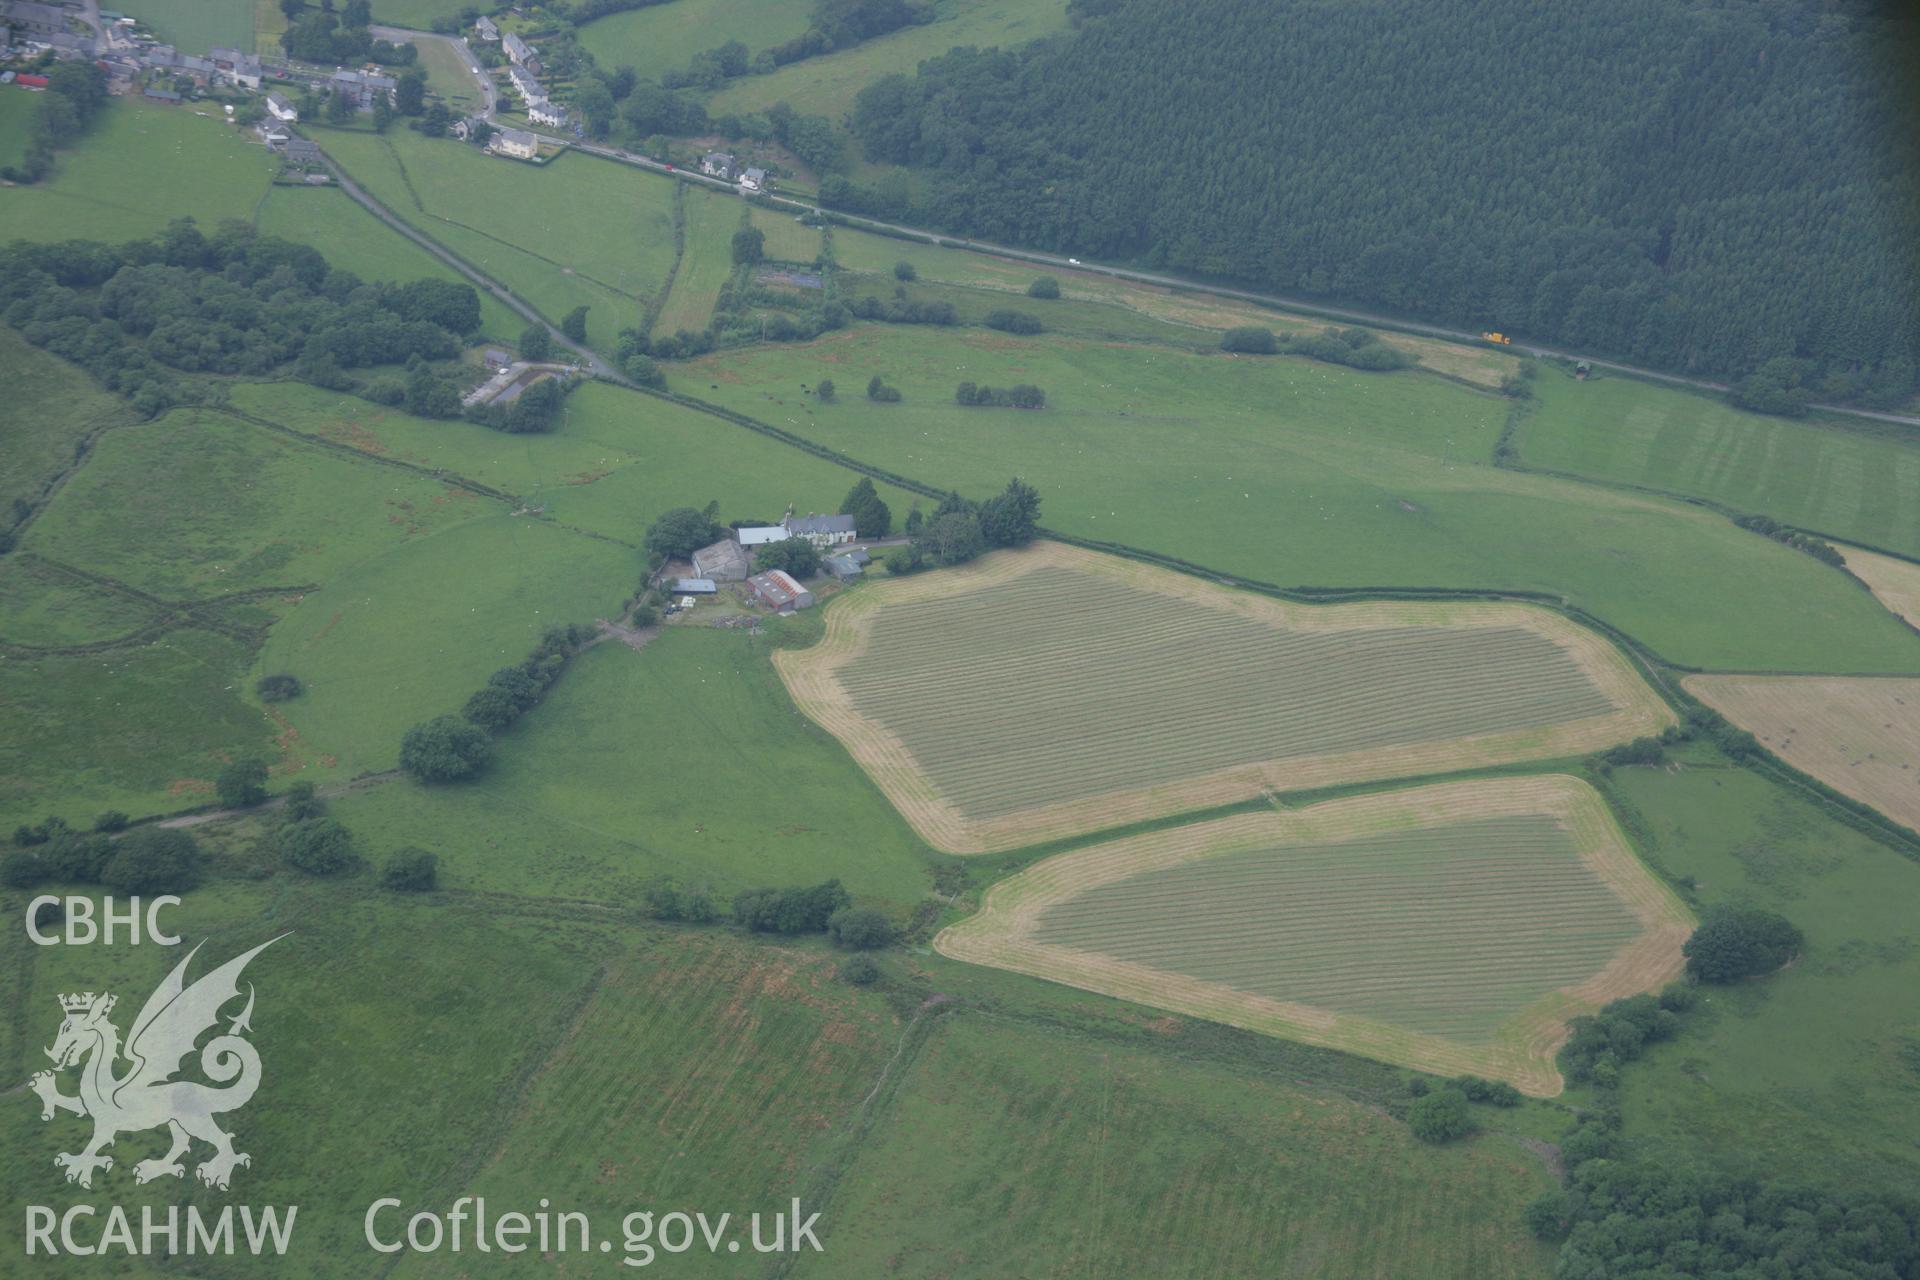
left=736, top=525, right=790, bottom=549
left=700, top=151, right=737, bottom=180
left=785, top=513, right=856, bottom=547
left=491, top=127, right=538, bottom=160
left=474, top=14, right=499, bottom=40
left=748, top=569, right=814, bottom=612
left=740, top=166, right=767, bottom=193
left=265, top=91, right=297, bottom=122
left=691, top=538, right=751, bottom=582
left=527, top=100, right=566, bottom=128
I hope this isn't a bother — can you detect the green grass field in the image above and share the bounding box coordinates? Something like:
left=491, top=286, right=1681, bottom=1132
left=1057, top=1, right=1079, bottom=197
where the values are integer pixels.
left=797, top=1013, right=1556, bottom=1279
left=329, top=629, right=937, bottom=906
left=123, top=0, right=255, bottom=53
left=685, top=328, right=1920, bottom=673
left=577, top=0, right=814, bottom=83
left=253, top=186, right=521, bottom=339
left=316, top=130, right=678, bottom=349
left=402, top=31, right=485, bottom=112
left=654, top=185, right=738, bottom=334
left=368, top=0, right=473, bottom=26
left=706, top=0, right=1074, bottom=122
left=1035, top=813, right=1639, bottom=1041
left=0, top=99, right=278, bottom=245
left=1519, top=372, right=1920, bottom=558
left=0, top=326, right=138, bottom=519
left=1597, top=751, right=1920, bottom=1190
left=0, top=554, right=162, bottom=648
left=749, top=203, right=823, bottom=263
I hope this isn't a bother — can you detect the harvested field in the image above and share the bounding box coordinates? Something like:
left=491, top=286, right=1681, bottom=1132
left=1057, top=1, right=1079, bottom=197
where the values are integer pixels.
left=936, top=774, right=1693, bottom=1094
left=775, top=542, right=1674, bottom=852
left=1841, top=544, right=1920, bottom=629
left=1685, top=674, right=1920, bottom=834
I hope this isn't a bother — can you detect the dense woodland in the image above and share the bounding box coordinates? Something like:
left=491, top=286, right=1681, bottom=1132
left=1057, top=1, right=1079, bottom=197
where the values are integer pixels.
left=839, top=0, right=1920, bottom=400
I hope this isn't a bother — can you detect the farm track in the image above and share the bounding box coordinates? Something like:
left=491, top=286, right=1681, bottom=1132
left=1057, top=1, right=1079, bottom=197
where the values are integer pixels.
left=936, top=774, right=1693, bottom=1095
left=0, top=552, right=312, bottom=657
left=775, top=543, right=1674, bottom=853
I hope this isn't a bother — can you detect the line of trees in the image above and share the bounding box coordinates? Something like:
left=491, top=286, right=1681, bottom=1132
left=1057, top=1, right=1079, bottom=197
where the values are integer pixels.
left=955, top=382, right=1046, bottom=409
left=1221, top=325, right=1413, bottom=372
left=0, top=60, right=108, bottom=185
left=836, top=0, right=1920, bottom=404
left=888, top=479, right=1041, bottom=574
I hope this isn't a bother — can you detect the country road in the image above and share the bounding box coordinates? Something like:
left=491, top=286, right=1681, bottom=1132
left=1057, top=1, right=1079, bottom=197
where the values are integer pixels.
left=352, top=27, right=1920, bottom=430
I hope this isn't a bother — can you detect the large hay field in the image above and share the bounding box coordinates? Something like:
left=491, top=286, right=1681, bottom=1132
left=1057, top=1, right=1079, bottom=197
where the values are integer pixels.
left=1841, top=543, right=1920, bottom=628
left=937, top=774, right=1692, bottom=1094
left=1684, top=674, right=1920, bottom=834
left=776, top=542, right=1673, bottom=852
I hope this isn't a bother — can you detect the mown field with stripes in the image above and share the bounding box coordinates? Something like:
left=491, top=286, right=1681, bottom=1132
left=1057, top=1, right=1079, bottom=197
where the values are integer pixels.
left=938, top=775, right=1694, bottom=1093
left=775, top=543, right=1673, bottom=852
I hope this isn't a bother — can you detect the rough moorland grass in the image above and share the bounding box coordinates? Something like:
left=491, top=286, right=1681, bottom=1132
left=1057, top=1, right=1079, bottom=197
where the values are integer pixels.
left=577, top=0, right=813, bottom=83
left=254, top=185, right=521, bottom=339
left=0, top=99, right=277, bottom=245
left=317, top=129, right=677, bottom=349
left=941, top=774, right=1689, bottom=1093
left=781, top=543, right=1671, bottom=852
left=223, top=379, right=921, bottom=544
left=255, top=513, right=637, bottom=780
left=685, top=327, right=1920, bottom=673
left=1519, top=373, right=1920, bottom=557
left=1601, top=750, right=1920, bottom=1190
left=0, top=629, right=274, bottom=825
left=0, top=883, right=612, bottom=1276
left=0, top=554, right=162, bottom=647
left=20, top=408, right=485, bottom=599
left=328, top=630, right=937, bottom=907
left=799, top=1013, right=1557, bottom=1280
left=0, top=324, right=138, bottom=516
left=707, top=0, right=1074, bottom=121
left=1683, top=673, right=1920, bottom=835
left=121, top=0, right=255, bottom=54
left=653, top=185, right=739, bottom=335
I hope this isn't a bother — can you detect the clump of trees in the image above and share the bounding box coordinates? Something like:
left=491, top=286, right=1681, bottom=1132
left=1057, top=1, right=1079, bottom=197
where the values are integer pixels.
left=216, top=761, right=270, bottom=810
left=4, top=821, right=201, bottom=895
left=755, top=537, right=821, bottom=578
left=955, top=381, right=1046, bottom=409
left=399, top=716, right=493, bottom=783
left=645, top=503, right=724, bottom=561
left=281, top=0, right=418, bottom=68
left=1220, top=324, right=1409, bottom=370
left=382, top=847, right=438, bottom=891
left=1, top=61, right=109, bottom=185
left=1027, top=276, right=1061, bottom=299
left=842, top=477, right=891, bottom=538
left=1559, top=989, right=1687, bottom=1086
left=0, top=222, right=483, bottom=418
left=866, top=375, right=903, bottom=402
left=1407, top=1086, right=1474, bottom=1143
left=279, top=816, right=355, bottom=877
left=1683, top=907, right=1803, bottom=983
left=256, top=673, right=303, bottom=703
left=888, top=479, right=1041, bottom=575
left=459, top=624, right=597, bottom=732
left=1734, top=513, right=1844, bottom=566
left=732, top=879, right=852, bottom=934
left=983, top=308, right=1043, bottom=335
left=1221, top=326, right=1277, bottom=354
left=731, top=225, right=767, bottom=266
left=816, top=378, right=837, bottom=402
left=643, top=877, right=721, bottom=923
left=849, top=295, right=957, bottom=326
left=827, top=907, right=893, bottom=949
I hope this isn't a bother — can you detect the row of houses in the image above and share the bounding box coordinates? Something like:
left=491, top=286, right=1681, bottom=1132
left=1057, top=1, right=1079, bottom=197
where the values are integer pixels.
left=504, top=61, right=565, bottom=129
left=699, top=151, right=768, bottom=193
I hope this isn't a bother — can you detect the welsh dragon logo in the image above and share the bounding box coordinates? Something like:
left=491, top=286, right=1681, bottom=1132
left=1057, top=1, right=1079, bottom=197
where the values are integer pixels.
left=28, top=937, right=283, bottom=1191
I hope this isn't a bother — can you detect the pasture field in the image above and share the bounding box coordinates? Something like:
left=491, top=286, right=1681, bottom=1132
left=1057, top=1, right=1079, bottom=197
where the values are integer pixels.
left=749, top=203, right=823, bottom=263
left=223, top=379, right=920, bottom=544
left=1683, top=674, right=1920, bottom=835
left=938, top=774, right=1690, bottom=1093
left=367, top=0, right=472, bottom=25
left=836, top=273, right=1239, bottom=348
left=253, top=185, right=521, bottom=339
left=0, top=326, right=138, bottom=518
left=1841, top=543, right=1920, bottom=627
left=0, top=99, right=278, bottom=245
left=653, top=185, right=738, bottom=335
left=122, top=0, right=255, bottom=53
left=577, top=0, right=813, bottom=83
left=776, top=543, right=1673, bottom=852
left=0, top=86, right=37, bottom=170
left=1518, top=373, right=1920, bottom=557
left=0, top=883, right=615, bottom=1276
left=402, top=31, right=484, bottom=112
left=686, top=327, right=1920, bottom=673
left=0, top=553, right=164, bottom=648
left=706, top=0, right=1074, bottom=121
left=1600, top=752, right=1920, bottom=1188
left=328, top=631, right=936, bottom=907
left=799, top=1013, right=1557, bottom=1280
left=316, top=129, right=678, bottom=348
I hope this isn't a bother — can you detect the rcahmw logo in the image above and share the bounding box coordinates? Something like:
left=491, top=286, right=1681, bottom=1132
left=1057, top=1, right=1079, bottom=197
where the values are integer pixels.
left=22, top=936, right=299, bottom=1260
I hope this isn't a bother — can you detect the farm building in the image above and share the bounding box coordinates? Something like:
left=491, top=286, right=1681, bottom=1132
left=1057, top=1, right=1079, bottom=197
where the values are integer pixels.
left=673, top=578, right=718, bottom=595
left=785, top=513, right=857, bottom=547
left=700, top=151, right=737, bottom=180
left=691, top=538, right=751, bottom=582
left=491, top=128, right=538, bottom=160
left=748, top=569, right=814, bottom=612
left=823, top=554, right=864, bottom=580
left=736, top=525, right=790, bottom=548
left=474, top=14, right=499, bottom=40
left=265, top=91, right=297, bottom=122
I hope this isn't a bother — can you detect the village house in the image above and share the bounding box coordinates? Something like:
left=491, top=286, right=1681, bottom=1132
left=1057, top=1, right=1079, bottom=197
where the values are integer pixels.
left=283, top=137, right=322, bottom=166
left=473, top=14, right=499, bottom=41
left=265, top=91, right=297, bottom=122
left=490, top=127, right=538, bottom=160
left=502, top=31, right=539, bottom=74
left=691, top=538, right=751, bottom=582
left=527, top=99, right=565, bottom=128
left=506, top=64, right=542, bottom=102
left=3, top=0, right=103, bottom=53
left=784, top=513, right=857, bottom=548
left=699, top=151, right=737, bottom=181
left=207, top=46, right=260, bottom=89
left=328, top=68, right=395, bottom=110
left=747, top=569, right=814, bottom=613
left=739, top=166, right=767, bottom=193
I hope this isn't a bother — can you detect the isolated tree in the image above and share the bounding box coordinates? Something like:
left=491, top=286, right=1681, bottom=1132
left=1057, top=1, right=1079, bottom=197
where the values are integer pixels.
left=893, top=260, right=917, bottom=280
left=841, top=476, right=891, bottom=538
left=645, top=506, right=722, bottom=560
left=279, top=817, right=354, bottom=875
left=382, top=847, right=438, bottom=890
left=519, top=325, right=552, bottom=360
left=840, top=954, right=879, bottom=984
left=1683, top=908, right=1804, bottom=983
left=731, top=225, right=766, bottom=265
left=399, top=716, right=492, bottom=783
left=101, top=828, right=200, bottom=895
left=281, top=780, right=324, bottom=823
left=1408, top=1088, right=1473, bottom=1143
left=93, top=811, right=130, bottom=833
left=257, top=673, right=303, bottom=703
left=1027, top=275, right=1060, bottom=299
left=561, top=305, right=590, bottom=343
left=816, top=378, right=836, bottom=402
left=216, top=760, right=270, bottom=809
